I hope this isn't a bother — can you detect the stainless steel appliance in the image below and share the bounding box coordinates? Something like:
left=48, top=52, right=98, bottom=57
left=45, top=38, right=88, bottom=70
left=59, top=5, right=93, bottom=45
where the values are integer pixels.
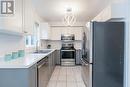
left=81, top=21, right=124, bottom=87
left=37, top=57, right=49, bottom=87
left=60, top=34, right=76, bottom=66
left=61, top=34, right=75, bottom=41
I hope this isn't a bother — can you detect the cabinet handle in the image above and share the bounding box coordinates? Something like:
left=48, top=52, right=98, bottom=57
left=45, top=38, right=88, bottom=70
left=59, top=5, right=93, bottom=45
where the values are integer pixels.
left=37, top=62, right=46, bottom=68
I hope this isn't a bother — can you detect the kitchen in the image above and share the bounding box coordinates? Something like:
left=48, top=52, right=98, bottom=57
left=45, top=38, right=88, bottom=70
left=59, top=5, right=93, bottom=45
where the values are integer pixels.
left=0, top=0, right=130, bottom=87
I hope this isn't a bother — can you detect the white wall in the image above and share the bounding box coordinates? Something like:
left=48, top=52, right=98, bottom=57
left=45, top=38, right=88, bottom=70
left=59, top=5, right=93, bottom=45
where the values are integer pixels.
left=42, top=40, right=82, bottom=50
left=112, top=0, right=130, bottom=87
left=0, top=34, right=24, bottom=56
left=124, top=0, right=130, bottom=87
left=41, top=40, right=47, bottom=49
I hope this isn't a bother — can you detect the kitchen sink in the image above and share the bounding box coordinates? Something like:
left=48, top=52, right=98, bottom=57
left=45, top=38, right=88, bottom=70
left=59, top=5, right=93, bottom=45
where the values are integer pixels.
left=33, top=49, right=52, bottom=54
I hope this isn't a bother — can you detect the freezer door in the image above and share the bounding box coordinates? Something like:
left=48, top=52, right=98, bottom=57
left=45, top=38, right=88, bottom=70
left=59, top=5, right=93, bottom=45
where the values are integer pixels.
left=92, top=22, right=124, bottom=87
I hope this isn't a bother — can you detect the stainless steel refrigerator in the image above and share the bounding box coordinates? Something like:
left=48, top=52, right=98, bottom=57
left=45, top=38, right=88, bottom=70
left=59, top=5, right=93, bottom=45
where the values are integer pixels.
left=81, top=21, right=124, bottom=87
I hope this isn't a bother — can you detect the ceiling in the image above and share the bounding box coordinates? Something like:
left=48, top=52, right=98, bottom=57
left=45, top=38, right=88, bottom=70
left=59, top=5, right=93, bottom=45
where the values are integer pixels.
left=32, top=0, right=111, bottom=23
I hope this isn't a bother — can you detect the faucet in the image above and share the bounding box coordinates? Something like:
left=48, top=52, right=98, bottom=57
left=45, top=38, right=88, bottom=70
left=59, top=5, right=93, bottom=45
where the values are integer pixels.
left=36, top=40, right=39, bottom=52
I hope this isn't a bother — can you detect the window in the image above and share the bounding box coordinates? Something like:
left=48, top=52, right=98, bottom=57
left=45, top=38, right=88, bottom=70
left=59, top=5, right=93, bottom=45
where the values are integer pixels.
left=25, top=35, right=31, bottom=47
left=25, top=22, right=40, bottom=47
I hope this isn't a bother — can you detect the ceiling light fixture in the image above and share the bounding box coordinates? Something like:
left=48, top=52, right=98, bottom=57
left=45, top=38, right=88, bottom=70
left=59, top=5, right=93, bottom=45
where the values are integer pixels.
left=63, top=8, right=76, bottom=26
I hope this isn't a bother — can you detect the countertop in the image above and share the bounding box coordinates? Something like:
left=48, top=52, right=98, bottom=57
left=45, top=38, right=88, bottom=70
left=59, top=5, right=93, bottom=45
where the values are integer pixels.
left=0, top=49, right=55, bottom=69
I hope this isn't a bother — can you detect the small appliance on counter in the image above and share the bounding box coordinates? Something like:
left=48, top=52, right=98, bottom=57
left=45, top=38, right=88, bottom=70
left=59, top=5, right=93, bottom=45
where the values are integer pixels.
left=60, top=34, right=76, bottom=66
left=47, top=44, right=51, bottom=49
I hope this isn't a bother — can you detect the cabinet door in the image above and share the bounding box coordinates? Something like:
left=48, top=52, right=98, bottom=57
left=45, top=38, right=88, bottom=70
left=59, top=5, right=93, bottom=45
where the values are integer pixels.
left=48, top=54, right=53, bottom=77
left=93, top=3, right=125, bottom=22
left=76, top=50, right=82, bottom=65
left=52, top=51, right=56, bottom=70
left=111, top=3, right=125, bottom=19
left=29, top=64, right=37, bottom=87
left=23, top=0, right=34, bottom=35
left=40, top=23, right=50, bottom=39
left=0, top=0, right=23, bottom=33
left=72, top=27, right=83, bottom=40
left=61, top=27, right=71, bottom=35
left=50, top=27, right=62, bottom=40
left=55, top=50, right=61, bottom=65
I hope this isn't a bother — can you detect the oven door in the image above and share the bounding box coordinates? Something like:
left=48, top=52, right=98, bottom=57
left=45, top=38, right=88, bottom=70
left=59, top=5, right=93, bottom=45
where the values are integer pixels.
left=61, top=50, right=75, bottom=59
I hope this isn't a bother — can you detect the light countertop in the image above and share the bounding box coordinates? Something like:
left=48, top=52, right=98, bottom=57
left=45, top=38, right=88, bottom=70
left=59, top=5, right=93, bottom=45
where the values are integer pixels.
left=0, top=49, right=55, bottom=69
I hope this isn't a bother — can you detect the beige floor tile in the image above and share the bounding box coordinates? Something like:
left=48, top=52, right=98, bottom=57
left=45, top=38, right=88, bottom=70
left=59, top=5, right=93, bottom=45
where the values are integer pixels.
left=67, top=75, right=76, bottom=82
left=52, top=69, right=60, bottom=76
left=75, top=75, right=83, bottom=82
left=67, top=82, right=77, bottom=87
left=50, top=75, right=58, bottom=81
left=47, top=66, right=86, bottom=87
left=58, top=75, right=66, bottom=81
left=67, top=70, right=74, bottom=76
left=56, top=82, right=66, bottom=87
left=77, top=82, right=86, bottom=87
left=47, top=81, right=57, bottom=87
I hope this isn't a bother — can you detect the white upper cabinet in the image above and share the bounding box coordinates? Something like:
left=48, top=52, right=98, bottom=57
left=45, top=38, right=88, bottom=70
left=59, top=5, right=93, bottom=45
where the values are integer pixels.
left=40, top=23, right=51, bottom=40
left=50, top=27, right=83, bottom=40
left=23, top=0, right=35, bottom=35
left=23, top=0, right=43, bottom=35
left=72, top=27, right=83, bottom=40
left=93, top=2, right=125, bottom=21
left=0, top=0, right=23, bottom=33
left=65, top=27, right=83, bottom=40
left=50, top=27, right=62, bottom=40
left=0, top=0, right=42, bottom=35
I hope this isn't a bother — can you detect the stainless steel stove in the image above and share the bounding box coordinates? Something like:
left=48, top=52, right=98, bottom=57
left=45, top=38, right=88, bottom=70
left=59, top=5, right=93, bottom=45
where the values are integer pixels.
left=60, top=34, right=76, bottom=66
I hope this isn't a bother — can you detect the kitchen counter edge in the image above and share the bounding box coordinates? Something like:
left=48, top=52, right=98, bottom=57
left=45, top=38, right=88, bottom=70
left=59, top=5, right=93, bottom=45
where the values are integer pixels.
left=0, top=49, right=56, bottom=69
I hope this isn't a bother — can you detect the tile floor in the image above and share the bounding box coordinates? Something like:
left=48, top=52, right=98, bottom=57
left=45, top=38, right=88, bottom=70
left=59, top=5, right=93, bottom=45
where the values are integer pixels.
left=47, top=66, right=86, bottom=87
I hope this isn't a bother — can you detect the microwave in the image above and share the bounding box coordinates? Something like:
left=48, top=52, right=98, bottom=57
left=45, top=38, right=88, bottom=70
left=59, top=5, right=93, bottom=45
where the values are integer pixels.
left=61, top=34, right=75, bottom=40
